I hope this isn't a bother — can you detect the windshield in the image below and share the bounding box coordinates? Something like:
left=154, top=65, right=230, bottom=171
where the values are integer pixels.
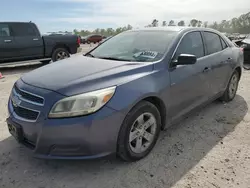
left=88, top=30, right=177, bottom=62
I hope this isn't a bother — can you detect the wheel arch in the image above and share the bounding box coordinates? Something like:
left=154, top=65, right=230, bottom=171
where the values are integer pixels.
left=235, top=66, right=242, bottom=79
left=51, top=43, right=71, bottom=55
left=143, top=96, right=167, bottom=130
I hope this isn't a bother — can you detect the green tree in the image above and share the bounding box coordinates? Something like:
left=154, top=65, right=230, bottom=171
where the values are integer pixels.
left=197, top=20, right=202, bottom=27
left=168, top=20, right=175, bottom=26
left=73, top=29, right=79, bottom=35
left=177, top=20, right=185, bottom=26
left=203, top=21, right=208, bottom=28
left=152, top=19, right=158, bottom=27
left=190, top=19, right=198, bottom=27
left=162, top=21, right=167, bottom=26
left=127, top=24, right=133, bottom=30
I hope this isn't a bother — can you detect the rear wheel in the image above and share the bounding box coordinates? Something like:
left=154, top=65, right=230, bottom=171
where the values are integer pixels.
left=117, top=101, right=161, bottom=162
left=51, top=48, right=70, bottom=62
left=220, top=71, right=240, bottom=102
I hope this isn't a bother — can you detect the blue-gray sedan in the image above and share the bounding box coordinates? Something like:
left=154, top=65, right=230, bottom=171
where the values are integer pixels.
left=7, top=27, right=243, bottom=161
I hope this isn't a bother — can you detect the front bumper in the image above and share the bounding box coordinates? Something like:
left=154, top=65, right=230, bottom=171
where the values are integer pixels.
left=7, top=80, right=125, bottom=159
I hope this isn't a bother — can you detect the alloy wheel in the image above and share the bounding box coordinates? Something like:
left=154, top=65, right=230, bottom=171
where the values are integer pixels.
left=129, top=112, right=157, bottom=154
left=56, top=51, right=69, bottom=60
left=228, top=73, right=238, bottom=99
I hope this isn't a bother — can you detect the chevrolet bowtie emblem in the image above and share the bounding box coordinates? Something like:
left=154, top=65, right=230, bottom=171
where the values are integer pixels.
left=12, top=95, right=21, bottom=107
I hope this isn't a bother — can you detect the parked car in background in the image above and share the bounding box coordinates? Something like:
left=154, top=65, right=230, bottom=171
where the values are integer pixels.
left=98, top=36, right=113, bottom=45
left=239, top=34, right=247, bottom=40
left=81, top=34, right=103, bottom=44
left=241, top=34, right=250, bottom=64
left=7, top=27, right=243, bottom=162
left=0, top=22, right=81, bottom=65
left=80, top=35, right=88, bottom=44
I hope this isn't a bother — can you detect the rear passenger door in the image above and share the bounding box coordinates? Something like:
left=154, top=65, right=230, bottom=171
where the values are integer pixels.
left=10, top=23, right=43, bottom=59
left=0, top=23, right=16, bottom=62
left=168, top=31, right=210, bottom=122
left=202, top=31, right=233, bottom=96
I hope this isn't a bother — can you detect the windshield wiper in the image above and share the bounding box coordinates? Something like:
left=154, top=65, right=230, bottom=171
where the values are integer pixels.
left=97, top=56, right=133, bottom=62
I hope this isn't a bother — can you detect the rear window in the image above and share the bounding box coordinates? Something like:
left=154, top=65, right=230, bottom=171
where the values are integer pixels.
left=11, top=23, right=37, bottom=37
left=0, top=24, right=10, bottom=37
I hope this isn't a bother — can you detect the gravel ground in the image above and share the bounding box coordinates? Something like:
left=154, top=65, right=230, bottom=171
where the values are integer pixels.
left=0, top=61, right=250, bottom=187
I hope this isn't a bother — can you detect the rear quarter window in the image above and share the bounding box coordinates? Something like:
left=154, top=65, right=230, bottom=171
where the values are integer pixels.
left=204, top=32, right=223, bottom=55
left=220, top=37, right=228, bottom=49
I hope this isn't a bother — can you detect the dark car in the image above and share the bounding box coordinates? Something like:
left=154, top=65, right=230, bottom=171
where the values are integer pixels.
left=7, top=27, right=243, bottom=161
left=0, top=22, right=81, bottom=66
left=240, top=35, right=250, bottom=65
left=83, top=34, right=103, bottom=44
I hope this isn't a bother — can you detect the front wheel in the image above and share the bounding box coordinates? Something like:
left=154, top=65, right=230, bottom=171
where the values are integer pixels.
left=220, top=71, right=240, bottom=102
left=117, top=101, right=161, bottom=162
left=51, top=48, right=70, bottom=62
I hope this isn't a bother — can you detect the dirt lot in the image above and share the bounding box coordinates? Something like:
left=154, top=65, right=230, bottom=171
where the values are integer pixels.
left=0, top=58, right=250, bottom=187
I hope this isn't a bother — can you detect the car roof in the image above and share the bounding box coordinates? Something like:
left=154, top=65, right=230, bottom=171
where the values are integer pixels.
left=127, top=26, right=220, bottom=34
left=0, top=22, right=33, bottom=24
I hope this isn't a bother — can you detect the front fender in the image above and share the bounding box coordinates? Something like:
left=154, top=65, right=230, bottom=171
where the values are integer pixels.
left=107, top=69, right=171, bottom=115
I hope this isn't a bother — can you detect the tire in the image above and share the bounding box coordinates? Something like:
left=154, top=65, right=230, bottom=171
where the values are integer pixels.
left=51, top=48, right=70, bottom=62
left=219, top=71, right=240, bottom=102
left=40, top=60, right=51, bottom=64
left=117, top=101, right=161, bottom=162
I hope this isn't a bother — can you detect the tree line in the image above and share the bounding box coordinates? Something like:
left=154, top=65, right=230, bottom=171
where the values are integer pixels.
left=73, top=11, right=250, bottom=37
left=148, top=11, right=250, bottom=34
left=73, top=24, right=132, bottom=37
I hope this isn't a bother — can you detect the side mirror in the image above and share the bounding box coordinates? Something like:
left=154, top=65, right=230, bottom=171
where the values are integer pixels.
left=173, top=54, right=197, bottom=66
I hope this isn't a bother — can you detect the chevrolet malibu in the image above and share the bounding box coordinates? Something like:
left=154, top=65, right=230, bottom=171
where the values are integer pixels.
left=7, top=27, right=243, bottom=161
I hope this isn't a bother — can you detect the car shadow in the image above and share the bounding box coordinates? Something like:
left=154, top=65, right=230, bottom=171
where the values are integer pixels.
left=0, top=95, right=248, bottom=188
left=0, top=63, right=44, bottom=76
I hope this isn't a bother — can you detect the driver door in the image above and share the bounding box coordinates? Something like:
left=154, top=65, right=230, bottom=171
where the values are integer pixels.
left=168, top=31, right=210, bottom=122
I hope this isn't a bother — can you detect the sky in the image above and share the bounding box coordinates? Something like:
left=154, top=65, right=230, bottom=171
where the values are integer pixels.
left=1, top=0, right=250, bottom=33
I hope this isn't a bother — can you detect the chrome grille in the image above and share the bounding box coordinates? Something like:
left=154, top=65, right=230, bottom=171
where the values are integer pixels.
left=11, top=85, right=43, bottom=122
left=14, top=85, right=44, bottom=105
left=12, top=105, right=39, bottom=121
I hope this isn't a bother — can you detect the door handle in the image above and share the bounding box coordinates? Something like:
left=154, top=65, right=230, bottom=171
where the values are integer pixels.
left=33, top=38, right=39, bottom=41
left=221, top=57, right=232, bottom=64
left=4, top=39, right=12, bottom=43
left=203, top=67, right=211, bottom=73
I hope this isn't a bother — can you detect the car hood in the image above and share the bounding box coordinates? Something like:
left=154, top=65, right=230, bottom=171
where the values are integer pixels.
left=242, top=38, right=250, bottom=44
left=21, top=55, right=153, bottom=96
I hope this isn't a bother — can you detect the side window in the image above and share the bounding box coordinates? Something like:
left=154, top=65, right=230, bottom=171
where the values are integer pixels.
left=0, top=24, right=10, bottom=37
left=204, top=32, right=222, bottom=55
left=11, top=23, right=37, bottom=37
left=220, top=37, right=228, bottom=49
left=175, top=31, right=204, bottom=59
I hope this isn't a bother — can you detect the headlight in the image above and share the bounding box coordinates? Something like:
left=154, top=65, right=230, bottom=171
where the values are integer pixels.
left=48, top=86, right=116, bottom=118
